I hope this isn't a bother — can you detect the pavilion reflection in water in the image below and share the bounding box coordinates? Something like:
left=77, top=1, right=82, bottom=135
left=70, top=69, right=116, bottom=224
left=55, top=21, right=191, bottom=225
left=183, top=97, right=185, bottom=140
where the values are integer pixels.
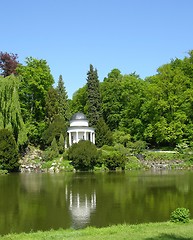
left=65, top=186, right=96, bottom=228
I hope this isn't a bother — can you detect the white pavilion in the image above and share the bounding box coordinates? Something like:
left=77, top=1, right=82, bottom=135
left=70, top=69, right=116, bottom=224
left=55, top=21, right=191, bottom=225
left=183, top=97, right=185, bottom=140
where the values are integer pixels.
left=67, top=112, right=95, bottom=147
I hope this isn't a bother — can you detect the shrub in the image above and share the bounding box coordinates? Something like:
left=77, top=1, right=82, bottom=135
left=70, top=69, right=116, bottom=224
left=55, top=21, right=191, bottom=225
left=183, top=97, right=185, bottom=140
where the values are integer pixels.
left=175, top=142, right=189, bottom=154
left=125, top=156, right=143, bottom=170
left=58, top=133, right=65, bottom=154
left=51, top=137, right=59, bottom=157
left=144, top=151, right=179, bottom=161
left=68, top=140, right=99, bottom=171
left=0, top=129, right=19, bottom=172
left=42, top=138, right=59, bottom=162
left=102, top=150, right=126, bottom=171
left=170, top=208, right=190, bottom=223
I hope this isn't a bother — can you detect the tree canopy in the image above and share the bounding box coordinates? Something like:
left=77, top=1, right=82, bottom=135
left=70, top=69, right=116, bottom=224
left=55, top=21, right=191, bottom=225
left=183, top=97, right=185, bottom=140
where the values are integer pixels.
left=1, top=49, right=193, bottom=166
left=0, top=52, right=19, bottom=77
left=17, top=57, right=54, bottom=145
left=0, top=75, right=27, bottom=146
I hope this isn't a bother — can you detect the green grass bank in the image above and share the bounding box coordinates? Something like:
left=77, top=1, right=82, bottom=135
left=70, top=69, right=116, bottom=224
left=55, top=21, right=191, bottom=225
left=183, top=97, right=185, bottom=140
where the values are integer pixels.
left=1, top=221, right=193, bottom=240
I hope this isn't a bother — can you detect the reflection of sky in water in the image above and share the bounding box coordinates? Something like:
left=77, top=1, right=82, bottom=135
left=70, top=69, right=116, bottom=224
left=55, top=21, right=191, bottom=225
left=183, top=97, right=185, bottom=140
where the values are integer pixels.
left=65, top=186, right=96, bottom=228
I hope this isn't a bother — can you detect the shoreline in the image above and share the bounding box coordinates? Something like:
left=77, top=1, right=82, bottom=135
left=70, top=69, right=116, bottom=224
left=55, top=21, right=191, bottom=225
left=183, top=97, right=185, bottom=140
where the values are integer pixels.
left=1, top=221, right=193, bottom=240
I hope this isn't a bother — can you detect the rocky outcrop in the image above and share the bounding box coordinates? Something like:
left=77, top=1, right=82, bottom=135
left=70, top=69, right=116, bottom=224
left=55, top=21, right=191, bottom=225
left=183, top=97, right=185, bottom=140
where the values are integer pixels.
left=141, top=160, right=184, bottom=170
left=19, top=147, right=44, bottom=173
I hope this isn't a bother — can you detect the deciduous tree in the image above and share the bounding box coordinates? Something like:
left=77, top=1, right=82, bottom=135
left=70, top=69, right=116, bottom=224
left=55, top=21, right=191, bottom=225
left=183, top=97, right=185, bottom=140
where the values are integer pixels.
left=17, top=57, right=54, bottom=145
left=0, top=75, right=27, bottom=146
left=0, top=52, right=19, bottom=77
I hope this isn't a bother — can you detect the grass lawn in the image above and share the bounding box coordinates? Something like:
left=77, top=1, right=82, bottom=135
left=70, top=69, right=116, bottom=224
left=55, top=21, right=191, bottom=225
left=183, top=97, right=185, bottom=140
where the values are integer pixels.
left=1, top=221, right=193, bottom=240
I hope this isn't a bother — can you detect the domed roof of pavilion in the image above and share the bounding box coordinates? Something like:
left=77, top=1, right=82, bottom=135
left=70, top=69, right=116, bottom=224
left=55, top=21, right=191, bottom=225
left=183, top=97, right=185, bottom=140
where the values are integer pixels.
left=71, top=112, right=87, bottom=121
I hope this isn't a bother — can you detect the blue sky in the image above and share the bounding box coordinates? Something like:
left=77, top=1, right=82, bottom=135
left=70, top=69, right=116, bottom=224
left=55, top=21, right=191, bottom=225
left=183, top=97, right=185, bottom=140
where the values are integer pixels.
left=1, top=0, right=193, bottom=98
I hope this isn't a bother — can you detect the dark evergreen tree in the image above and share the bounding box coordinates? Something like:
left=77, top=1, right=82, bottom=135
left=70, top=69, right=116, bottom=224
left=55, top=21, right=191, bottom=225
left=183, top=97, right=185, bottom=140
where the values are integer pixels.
left=58, top=133, right=65, bottom=154
left=0, top=129, right=19, bottom=172
left=95, top=117, right=113, bottom=148
left=86, top=64, right=102, bottom=127
left=42, top=115, right=67, bottom=146
left=50, top=137, right=59, bottom=158
left=45, top=87, right=59, bottom=124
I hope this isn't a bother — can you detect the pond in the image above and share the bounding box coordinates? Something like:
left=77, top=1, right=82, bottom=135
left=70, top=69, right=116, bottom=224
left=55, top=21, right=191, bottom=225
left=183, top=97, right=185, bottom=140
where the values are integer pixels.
left=0, top=170, right=193, bottom=235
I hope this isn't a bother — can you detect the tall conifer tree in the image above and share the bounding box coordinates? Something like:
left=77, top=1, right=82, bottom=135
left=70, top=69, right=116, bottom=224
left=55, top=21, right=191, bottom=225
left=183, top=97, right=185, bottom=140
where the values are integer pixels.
left=56, top=75, right=70, bottom=121
left=45, top=87, right=59, bottom=124
left=86, top=64, right=102, bottom=127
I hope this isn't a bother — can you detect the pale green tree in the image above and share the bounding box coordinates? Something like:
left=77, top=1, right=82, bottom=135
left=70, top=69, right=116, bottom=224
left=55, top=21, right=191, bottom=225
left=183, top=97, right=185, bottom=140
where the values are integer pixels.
left=0, top=75, right=27, bottom=146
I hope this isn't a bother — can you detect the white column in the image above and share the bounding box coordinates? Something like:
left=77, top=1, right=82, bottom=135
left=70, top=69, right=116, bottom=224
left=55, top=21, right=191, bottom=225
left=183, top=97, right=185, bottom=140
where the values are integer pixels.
left=93, top=132, right=95, bottom=144
left=76, top=131, right=78, bottom=143
left=84, top=131, right=86, bottom=140
left=90, top=131, right=92, bottom=142
left=69, top=132, right=72, bottom=146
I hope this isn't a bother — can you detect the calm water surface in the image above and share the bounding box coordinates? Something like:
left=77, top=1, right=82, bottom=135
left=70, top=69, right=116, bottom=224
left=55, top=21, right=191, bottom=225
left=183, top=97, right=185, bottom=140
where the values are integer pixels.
left=0, top=170, right=193, bottom=235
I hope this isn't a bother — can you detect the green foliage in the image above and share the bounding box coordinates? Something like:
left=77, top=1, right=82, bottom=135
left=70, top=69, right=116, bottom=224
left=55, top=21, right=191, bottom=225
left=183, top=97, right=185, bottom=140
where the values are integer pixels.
left=70, top=85, right=88, bottom=114
left=101, top=147, right=126, bottom=170
left=113, top=130, right=131, bottom=147
left=17, top=57, right=54, bottom=145
left=1, top=51, right=193, bottom=150
left=0, top=75, right=27, bottom=146
left=101, top=70, right=144, bottom=134
left=170, top=208, right=190, bottom=223
left=17, top=57, right=54, bottom=122
left=128, top=140, right=147, bottom=154
left=87, top=64, right=102, bottom=127
left=27, top=121, right=46, bottom=146
left=0, top=169, right=8, bottom=175
left=50, top=137, right=59, bottom=158
left=42, top=115, right=67, bottom=146
left=95, top=117, right=113, bottom=148
left=142, top=54, right=193, bottom=146
left=101, top=69, right=123, bottom=130
left=45, top=87, right=59, bottom=124
left=68, top=140, right=99, bottom=171
left=175, top=141, right=190, bottom=154
left=125, top=156, right=143, bottom=170
left=58, top=133, right=65, bottom=154
left=56, top=75, right=71, bottom=121
left=144, top=151, right=179, bottom=162
left=0, top=129, right=19, bottom=172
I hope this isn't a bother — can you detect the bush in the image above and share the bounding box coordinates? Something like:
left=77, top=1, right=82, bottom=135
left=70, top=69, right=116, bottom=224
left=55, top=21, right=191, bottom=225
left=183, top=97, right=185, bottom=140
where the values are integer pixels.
left=42, top=138, right=59, bottom=162
left=102, top=150, right=126, bottom=171
left=144, top=151, right=179, bottom=161
left=0, top=129, right=19, bottom=172
left=125, top=156, right=143, bottom=170
left=58, top=133, right=65, bottom=154
left=68, top=140, right=99, bottom=171
left=170, top=208, right=190, bottom=223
